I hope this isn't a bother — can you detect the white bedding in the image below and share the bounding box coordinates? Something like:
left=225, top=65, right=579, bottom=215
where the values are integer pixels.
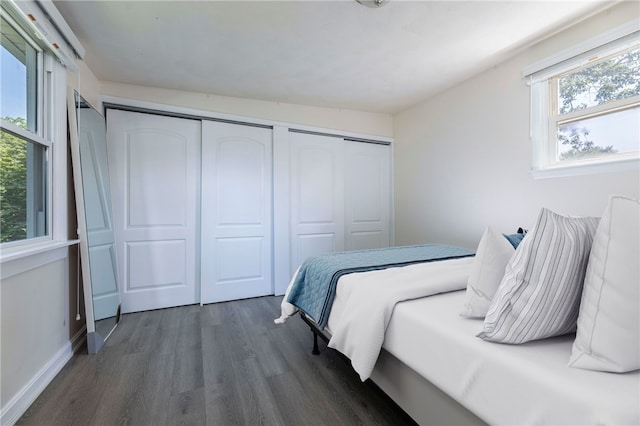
left=381, top=291, right=639, bottom=425
left=276, top=257, right=474, bottom=380
left=278, top=256, right=640, bottom=425
left=327, top=257, right=473, bottom=380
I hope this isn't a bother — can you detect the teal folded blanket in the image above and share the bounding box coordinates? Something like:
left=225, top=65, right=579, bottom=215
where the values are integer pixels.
left=287, top=244, right=474, bottom=328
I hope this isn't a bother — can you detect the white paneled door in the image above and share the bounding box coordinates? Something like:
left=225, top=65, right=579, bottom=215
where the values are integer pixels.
left=345, top=142, right=391, bottom=250
left=107, top=110, right=201, bottom=313
left=289, top=132, right=345, bottom=271
left=200, top=121, right=272, bottom=303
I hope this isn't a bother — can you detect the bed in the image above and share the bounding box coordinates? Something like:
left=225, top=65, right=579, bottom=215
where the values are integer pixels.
left=276, top=196, right=640, bottom=425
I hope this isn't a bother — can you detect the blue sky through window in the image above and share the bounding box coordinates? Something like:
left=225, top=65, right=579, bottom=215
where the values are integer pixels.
left=1, top=45, right=27, bottom=121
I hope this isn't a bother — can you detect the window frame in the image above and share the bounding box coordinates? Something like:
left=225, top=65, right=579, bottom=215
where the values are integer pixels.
left=0, top=3, right=70, bottom=259
left=0, top=9, right=52, bottom=248
left=1, top=9, right=43, bottom=133
left=525, top=21, right=640, bottom=179
left=0, top=120, right=52, bottom=248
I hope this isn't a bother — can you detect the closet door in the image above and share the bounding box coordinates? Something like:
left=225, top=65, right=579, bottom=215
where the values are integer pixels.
left=345, top=142, right=391, bottom=250
left=107, top=110, right=200, bottom=313
left=289, top=132, right=345, bottom=271
left=200, top=121, right=272, bottom=303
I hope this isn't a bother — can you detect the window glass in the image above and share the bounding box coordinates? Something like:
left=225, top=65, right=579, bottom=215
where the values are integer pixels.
left=1, top=13, right=48, bottom=245
left=558, top=47, right=640, bottom=114
left=543, top=41, right=640, bottom=168
left=1, top=14, right=38, bottom=133
left=557, top=106, right=640, bottom=161
left=0, top=127, right=48, bottom=243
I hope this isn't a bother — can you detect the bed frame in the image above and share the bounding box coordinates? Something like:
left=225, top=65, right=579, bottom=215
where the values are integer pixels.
left=300, top=313, right=485, bottom=426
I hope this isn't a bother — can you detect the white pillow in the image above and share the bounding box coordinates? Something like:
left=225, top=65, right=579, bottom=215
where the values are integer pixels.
left=478, top=208, right=599, bottom=344
left=569, top=195, right=640, bottom=372
left=461, top=227, right=515, bottom=318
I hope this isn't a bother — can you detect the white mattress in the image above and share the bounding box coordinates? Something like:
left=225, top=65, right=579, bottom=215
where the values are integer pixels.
left=378, top=290, right=640, bottom=425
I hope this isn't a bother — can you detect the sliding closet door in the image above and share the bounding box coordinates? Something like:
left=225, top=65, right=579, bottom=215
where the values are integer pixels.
left=289, top=132, right=345, bottom=271
left=345, top=142, right=391, bottom=250
left=107, top=110, right=201, bottom=313
left=200, top=121, right=272, bottom=303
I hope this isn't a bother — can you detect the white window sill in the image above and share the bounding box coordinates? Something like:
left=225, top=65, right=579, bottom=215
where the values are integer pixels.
left=1, top=239, right=80, bottom=280
left=531, top=157, right=640, bottom=180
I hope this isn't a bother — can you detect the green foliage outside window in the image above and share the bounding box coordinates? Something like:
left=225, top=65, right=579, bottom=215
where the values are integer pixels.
left=557, top=48, right=640, bottom=160
left=1, top=117, right=28, bottom=243
left=559, top=49, right=640, bottom=114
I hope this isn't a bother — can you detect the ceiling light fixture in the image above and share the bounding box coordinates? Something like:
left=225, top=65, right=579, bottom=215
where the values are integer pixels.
left=356, top=0, right=386, bottom=8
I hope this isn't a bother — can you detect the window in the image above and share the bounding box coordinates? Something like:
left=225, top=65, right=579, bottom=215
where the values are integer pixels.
left=526, top=24, right=640, bottom=178
left=552, top=47, right=639, bottom=163
left=0, top=11, right=50, bottom=245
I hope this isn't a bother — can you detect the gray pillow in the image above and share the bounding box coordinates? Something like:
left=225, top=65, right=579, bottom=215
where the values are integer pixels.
left=477, top=208, right=599, bottom=344
left=569, top=196, right=640, bottom=372
left=461, top=227, right=516, bottom=318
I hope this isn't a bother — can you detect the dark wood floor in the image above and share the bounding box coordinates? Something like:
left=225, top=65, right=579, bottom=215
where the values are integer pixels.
left=18, top=296, right=416, bottom=426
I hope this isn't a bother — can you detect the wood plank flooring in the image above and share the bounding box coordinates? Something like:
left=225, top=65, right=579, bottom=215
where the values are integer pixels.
left=17, top=296, right=416, bottom=426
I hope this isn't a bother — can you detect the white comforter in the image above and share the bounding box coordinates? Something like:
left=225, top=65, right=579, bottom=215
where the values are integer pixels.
left=276, top=257, right=474, bottom=381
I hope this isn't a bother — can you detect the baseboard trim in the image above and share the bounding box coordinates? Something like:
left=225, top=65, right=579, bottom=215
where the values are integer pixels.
left=1, top=326, right=86, bottom=426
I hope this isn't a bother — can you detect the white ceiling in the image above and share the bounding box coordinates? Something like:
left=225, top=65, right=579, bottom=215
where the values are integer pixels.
left=53, top=0, right=614, bottom=114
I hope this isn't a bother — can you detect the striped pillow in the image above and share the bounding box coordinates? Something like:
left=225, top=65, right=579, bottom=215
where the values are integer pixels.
left=477, top=208, right=599, bottom=344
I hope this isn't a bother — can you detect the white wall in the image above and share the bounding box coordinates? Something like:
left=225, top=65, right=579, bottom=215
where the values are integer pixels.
left=69, top=59, right=103, bottom=111
left=0, top=248, right=84, bottom=425
left=0, top=60, right=100, bottom=425
left=101, top=81, right=394, bottom=138
left=1, top=258, right=67, bottom=403
left=393, top=2, right=640, bottom=249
